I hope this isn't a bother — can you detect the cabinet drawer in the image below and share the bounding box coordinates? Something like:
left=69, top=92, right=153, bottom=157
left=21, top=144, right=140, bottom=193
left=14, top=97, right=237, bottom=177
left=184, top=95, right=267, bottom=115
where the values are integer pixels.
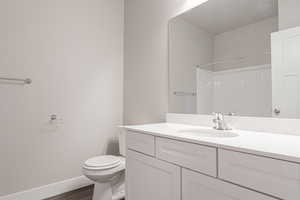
left=126, top=131, right=155, bottom=156
left=182, top=169, right=275, bottom=200
left=182, top=168, right=276, bottom=200
left=156, top=137, right=217, bottom=176
left=219, top=149, right=300, bottom=200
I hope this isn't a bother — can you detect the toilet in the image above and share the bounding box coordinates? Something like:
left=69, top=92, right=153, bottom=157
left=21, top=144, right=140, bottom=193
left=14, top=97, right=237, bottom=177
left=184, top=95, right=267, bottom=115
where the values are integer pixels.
left=82, top=132, right=126, bottom=200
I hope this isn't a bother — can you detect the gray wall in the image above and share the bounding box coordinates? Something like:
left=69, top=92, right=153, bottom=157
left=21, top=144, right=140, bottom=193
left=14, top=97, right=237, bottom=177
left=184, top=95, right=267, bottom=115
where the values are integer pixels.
left=279, top=0, right=300, bottom=30
left=0, top=0, right=123, bottom=196
left=124, top=0, right=203, bottom=124
left=169, top=18, right=213, bottom=114
left=213, top=17, right=278, bottom=71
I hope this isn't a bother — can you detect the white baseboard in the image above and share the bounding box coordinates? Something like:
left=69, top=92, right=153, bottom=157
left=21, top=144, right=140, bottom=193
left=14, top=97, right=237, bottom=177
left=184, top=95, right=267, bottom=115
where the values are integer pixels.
left=0, top=176, right=93, bottom=200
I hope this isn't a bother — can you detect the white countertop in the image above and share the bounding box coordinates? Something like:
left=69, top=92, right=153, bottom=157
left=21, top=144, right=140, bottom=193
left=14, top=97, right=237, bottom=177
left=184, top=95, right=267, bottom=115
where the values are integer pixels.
left=123, top=123, right=300, bottom=163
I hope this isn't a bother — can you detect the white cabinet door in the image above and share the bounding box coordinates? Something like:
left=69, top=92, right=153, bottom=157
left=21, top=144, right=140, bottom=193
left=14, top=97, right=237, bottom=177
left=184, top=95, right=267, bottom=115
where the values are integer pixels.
left=126, top=150, right=181, bottom=200
left=182, top=169, right=276, bottom=200
left=219, top=149, right=300, bottom=200
left=272, top=26, right=300, bottom=118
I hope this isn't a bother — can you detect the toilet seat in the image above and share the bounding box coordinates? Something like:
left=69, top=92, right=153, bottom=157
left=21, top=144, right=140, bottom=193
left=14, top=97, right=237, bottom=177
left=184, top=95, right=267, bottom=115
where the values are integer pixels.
left=82, top=156, right=125, bottom=183
left=83, top=155, right=121, bottom=170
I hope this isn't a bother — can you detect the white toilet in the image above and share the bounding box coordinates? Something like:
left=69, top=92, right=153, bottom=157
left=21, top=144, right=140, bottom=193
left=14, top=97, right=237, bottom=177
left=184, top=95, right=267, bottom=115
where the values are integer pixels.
left=82, top=132, right=126, bottom=200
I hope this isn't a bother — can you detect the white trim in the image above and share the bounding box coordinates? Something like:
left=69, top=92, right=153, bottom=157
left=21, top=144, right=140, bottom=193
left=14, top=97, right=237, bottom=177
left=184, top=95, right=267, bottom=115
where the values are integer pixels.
left=0, top=176, right=93, bottom=200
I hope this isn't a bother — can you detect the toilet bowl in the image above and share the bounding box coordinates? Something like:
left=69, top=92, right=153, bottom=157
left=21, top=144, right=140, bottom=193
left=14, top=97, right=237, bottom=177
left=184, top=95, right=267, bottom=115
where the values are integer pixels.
left=82, top=155, right=125, bottom=200
left=82, top=131, right=127, bottom=200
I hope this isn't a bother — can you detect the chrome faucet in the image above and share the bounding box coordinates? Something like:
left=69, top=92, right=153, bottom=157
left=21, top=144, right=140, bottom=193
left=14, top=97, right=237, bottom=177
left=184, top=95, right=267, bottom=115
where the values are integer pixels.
left=212, top=113, right=231, bottom=130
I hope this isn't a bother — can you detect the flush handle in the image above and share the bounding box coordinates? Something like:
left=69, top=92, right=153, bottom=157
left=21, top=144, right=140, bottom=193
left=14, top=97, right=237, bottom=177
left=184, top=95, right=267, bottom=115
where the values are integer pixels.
left=274, top=108, right=280, bottom=115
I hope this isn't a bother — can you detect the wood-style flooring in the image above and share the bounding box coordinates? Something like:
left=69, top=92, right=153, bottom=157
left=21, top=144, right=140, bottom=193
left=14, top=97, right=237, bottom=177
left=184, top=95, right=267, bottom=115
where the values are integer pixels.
left=44, top=185, right=94, bottom=200
left=44, top=185, right=125, bottom=200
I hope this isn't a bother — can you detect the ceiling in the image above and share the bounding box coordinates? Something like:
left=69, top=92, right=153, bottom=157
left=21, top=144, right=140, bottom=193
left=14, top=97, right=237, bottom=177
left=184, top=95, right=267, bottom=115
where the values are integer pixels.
left=180, top=0, right=278, bottom=35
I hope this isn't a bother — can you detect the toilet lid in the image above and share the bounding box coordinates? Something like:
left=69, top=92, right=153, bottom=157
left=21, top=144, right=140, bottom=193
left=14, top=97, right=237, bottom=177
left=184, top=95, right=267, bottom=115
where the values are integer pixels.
left=84, top=155, right=121, bottom=170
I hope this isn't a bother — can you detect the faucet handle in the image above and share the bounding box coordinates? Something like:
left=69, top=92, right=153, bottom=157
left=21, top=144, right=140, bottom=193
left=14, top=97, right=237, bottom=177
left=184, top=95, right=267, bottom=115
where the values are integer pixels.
left=212, top=112, right=232, bottom=130
left=212, top=112, right=223, bottom=119
left=227, top=112, right=235, bottom=116
left=212, top=112, right=218, bottom=117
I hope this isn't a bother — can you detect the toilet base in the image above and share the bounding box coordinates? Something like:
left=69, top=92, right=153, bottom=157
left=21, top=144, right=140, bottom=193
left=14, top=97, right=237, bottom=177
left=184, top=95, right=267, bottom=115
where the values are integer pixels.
left=93, top=183, right=112, bottom=200
left=92, top=173, right=125, bottom=200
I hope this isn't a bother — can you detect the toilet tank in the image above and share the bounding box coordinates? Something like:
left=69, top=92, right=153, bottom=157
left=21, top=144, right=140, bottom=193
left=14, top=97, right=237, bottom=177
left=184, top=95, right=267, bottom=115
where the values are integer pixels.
left=119, top=129, right=126, bottom=156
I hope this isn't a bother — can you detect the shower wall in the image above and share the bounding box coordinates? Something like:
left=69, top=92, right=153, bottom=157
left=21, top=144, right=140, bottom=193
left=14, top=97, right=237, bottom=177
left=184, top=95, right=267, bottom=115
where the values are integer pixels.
left=197, top=65, right=272, bottom=117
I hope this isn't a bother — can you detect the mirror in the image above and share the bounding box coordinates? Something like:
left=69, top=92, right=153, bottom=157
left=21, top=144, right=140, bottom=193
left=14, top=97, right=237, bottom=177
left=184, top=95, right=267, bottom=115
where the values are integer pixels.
left=168, top=0, right=283, bottom=118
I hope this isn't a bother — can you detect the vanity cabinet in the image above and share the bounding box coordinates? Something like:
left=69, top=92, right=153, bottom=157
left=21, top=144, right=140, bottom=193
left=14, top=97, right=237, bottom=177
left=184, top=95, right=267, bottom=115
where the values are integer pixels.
left=126, top=149, right=181, bottom=200
left=125, top=131, right=296, bottom=200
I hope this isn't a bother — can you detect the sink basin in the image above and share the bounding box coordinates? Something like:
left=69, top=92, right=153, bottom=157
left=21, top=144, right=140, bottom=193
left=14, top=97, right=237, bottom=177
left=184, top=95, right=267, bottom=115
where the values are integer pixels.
left=177, top=128, right=238, bottom=138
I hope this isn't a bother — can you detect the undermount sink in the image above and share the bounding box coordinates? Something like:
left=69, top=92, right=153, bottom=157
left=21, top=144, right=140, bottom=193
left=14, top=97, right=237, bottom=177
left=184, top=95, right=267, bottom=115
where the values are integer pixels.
left=177, top=128, right=239, bottom=138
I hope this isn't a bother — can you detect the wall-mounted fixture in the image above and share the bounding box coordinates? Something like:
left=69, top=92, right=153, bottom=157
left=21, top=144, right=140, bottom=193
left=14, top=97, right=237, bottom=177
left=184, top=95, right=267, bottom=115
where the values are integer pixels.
left=0, top=76, right=32, bottom=84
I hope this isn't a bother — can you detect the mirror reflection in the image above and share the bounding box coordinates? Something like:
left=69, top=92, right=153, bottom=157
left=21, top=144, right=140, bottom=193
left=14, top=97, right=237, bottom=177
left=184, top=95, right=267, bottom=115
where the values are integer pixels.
left=168, top=0, right=288, bottom=118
